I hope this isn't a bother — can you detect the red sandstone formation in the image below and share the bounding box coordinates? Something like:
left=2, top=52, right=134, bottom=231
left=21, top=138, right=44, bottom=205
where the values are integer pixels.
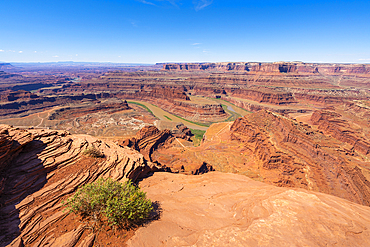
left=1, top=125, right=369, bottom=246
left=120, top=125, right=174, bottom=162
left=228, top=88, right=297, bottom=105
left=120, top=125, right=214, bottom=174
left=294, top=93, right=356, bottom=105
left=0, top=124, right=161, bottom=246
left=128, top=172, right=370, bottom=247
left=120, top=125, right=192, bottom=163
left=117, top=88, right=227, bottom=123
left=154, top=121, right=193, bottom=140
left=0, top=90, right=39, bottom=102
left=230, top=110, right=370, bottom=206
left=0, top=92, right=118, bottom=117
left=311, top=110, right=370, bottom=155
left=138, top=110, right=370, bottom=207
left=39, top=83, right=228, bottom=123
left=219, top=96, right=309, bottom=114
left=48, top=100, right=131, bottom=120
left=119, top=88, right=190, bottom=101
left=343, top=101, right=370, bottom=121
left=162, top=62, right=370, bottom=75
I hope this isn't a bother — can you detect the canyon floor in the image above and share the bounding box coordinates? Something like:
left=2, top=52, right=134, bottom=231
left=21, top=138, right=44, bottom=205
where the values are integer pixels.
left=1, top=61, right=370, bottom=246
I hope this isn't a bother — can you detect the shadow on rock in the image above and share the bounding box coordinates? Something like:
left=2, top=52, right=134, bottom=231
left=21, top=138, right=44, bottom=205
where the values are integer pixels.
left=0, top=138, right=47, bottom=247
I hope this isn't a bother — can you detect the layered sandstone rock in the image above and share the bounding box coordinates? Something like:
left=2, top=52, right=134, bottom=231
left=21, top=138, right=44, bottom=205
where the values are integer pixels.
left=311, top=110, right=370, bottom=155
left=0, top=90, right=39, bottom=102
left=120, top=88, right=190, bottom=101
left=48, top=99, right=131, bottom=120
left=0, top=125, right=160, bottom=247
left=220, top=96, right=309, bottom=114
left=53, top=86, right=225, bottom=123
left=230, top=110, right=370, bottom=206
left=162, top=62, right=370, bottom=75
left=228, top=89, right=297, bottom=105
left=0, top=92, right=113, bottom=117
left=120, top=125, right=174, bottom=162
left=128, top=172, right=370, bottom=247
left=119, top=125, right=214, bottom=174
left=120, top=125, right=192, bottom=162
left=154, top=121, right=192, bottom=140
left=150, top=109, right=370, bottom=206
left=294, top=93, right=353, bottom=105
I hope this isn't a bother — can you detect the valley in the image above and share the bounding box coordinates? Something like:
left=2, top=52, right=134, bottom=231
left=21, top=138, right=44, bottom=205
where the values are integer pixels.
left=1, top=61, right=370, bottom=246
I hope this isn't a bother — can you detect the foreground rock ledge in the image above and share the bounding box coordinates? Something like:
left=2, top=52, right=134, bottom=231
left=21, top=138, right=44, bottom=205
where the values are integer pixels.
left=128, top=172, right=370, bottom=247
left=0, top=124, right=159, bottom=246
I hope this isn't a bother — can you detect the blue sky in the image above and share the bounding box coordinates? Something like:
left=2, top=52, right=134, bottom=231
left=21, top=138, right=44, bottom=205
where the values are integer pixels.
left=1, top=0, right=369, bottom=63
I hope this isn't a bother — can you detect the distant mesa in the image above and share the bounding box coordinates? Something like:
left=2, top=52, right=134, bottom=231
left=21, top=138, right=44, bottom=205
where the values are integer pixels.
left=162, top=62, right=370, bottom=75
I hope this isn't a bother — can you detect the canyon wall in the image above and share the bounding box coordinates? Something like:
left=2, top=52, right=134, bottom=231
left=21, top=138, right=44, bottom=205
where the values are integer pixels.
left=163, top=62, right=370, bottom=75
left=0, top=125, right=161, bottom=246
left=230, top=110, right=370, bottom=206
left=227, top=89, right=297, bottom=105
left=311, top=110, right=370, bottom=155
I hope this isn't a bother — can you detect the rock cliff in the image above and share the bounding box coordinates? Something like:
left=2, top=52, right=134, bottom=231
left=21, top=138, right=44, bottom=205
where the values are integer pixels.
left=228, top=89, right=297, bottom=105
left=311, top=110, right=370, bottom=155
left=162, top=62, right=370, bottom=75
left=0, top=125, right=160, bottom=246
left=0, top=92, right=114, bottom=117
left=120, top=125, right=174, bottom=162
left=230, top=110, right=370, bottom=206
left=0, top=90, right=39, bottom=102
left=120, top=125, right=192, bottom=163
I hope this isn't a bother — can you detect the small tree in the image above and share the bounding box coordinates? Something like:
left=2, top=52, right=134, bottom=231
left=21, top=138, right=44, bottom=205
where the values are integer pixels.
left=64, top=177, right=153, bottom=229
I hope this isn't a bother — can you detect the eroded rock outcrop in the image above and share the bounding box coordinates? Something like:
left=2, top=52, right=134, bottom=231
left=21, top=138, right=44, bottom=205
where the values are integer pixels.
left=48, top=100, right=131, bottom=120
left=230, top=110, right=370, bottom=206
left=311, top=110, right=370, bottom=155
left=120, top=125, right=192, bottom=163
left=163, top=62, right=370, bottom=75
left=228, top=88, right=297, bottom=105
left=154, top=121, right=192, bottom=140
left=0, top=92, right=114, bottom=117
left=0, top=125, right=159, bottom=247
left=120, top=126, right=173, bottom=162
left=0, top=90, right=39, bottom=102
left=128, top=172, right=370, bottom=247
left=118, top=88, right=228, bottom=123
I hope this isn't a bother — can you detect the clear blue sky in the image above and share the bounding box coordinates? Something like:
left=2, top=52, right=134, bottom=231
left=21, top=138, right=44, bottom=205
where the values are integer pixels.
left=1, top=0, right=369, bottom=63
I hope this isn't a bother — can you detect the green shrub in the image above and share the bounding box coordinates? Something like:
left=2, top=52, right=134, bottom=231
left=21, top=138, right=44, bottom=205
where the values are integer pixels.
left=83, top=146, right=104, bottom=158
left=63, top=177, right=153, bottom=229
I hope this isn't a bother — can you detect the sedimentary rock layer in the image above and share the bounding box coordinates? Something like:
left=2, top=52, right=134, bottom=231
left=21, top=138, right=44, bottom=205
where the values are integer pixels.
left=228, top=89, right=297, bottom=105
left=0, top=92, right=112, bottom=117
left=163, top=62, right=370, bottom=75
left=128, top=172, right=370, bottom=247
left=120, top=125, right=174, bottom=162
left=48, top=100, right=131, bottom=120
left=120, top=125, right=191, bottom=163
left=230, top=110, right=370, bottom=206
left=0, top=125, right=159, bottom=246
left=311, top=110, right=370, bottom=155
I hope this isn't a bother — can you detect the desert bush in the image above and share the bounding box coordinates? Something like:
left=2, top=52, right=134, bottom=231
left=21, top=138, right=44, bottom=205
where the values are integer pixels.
left=63, top=177, right=153, bottom=229
left=83, top=146, right=104, bottom=158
